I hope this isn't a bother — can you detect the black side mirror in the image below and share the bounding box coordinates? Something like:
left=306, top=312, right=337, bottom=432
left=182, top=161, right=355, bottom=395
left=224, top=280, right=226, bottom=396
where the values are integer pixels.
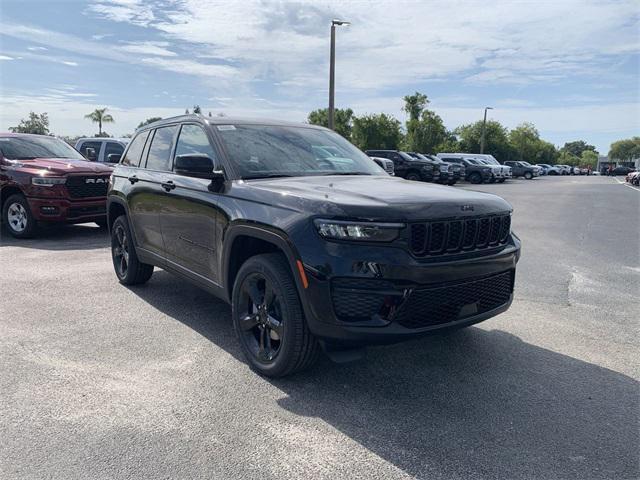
left=174, top=154, right=223, bottom=180
left=85, top=147, right=97, bottom=161
left=107, top=153, right=122, bottom=163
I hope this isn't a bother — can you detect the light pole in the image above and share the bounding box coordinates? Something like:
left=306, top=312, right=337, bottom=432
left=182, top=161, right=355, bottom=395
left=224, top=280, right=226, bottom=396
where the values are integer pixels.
left=329, top=19, right=350, bottom=130
left=480, top=106, right=493, bottom=154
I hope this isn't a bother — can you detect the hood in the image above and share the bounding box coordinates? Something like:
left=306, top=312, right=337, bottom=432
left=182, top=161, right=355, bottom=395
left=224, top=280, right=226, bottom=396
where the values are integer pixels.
left=233, top=175, right=512, bottom=220
left=9, top=157, right=113, bottom=175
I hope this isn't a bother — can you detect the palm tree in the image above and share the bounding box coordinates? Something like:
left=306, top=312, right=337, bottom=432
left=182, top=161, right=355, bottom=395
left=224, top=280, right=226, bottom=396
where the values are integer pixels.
left=84, top=108, right=114, bottom=136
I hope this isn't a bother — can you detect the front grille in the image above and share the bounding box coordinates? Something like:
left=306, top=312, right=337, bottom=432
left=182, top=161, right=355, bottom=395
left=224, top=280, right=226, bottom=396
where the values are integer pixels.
left=409, top=214, right=511, bottom=257
left=394, top=270, right=514, bottom=329
left=65, top=175, right=110, bottom=198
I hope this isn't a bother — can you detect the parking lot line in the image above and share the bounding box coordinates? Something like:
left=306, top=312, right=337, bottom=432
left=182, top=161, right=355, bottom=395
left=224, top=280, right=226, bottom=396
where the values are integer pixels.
left=612, top=177, right=640, bottom=191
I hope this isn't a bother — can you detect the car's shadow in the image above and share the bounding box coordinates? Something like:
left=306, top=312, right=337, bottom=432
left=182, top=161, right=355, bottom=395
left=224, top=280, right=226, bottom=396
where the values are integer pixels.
left=128, top=270, right=639, bottom=479
left=0, top=223, right=109, bottom=250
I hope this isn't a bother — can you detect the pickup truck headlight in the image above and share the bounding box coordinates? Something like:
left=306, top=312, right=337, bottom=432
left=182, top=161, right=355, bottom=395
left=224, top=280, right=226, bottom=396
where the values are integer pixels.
left=422, top=164, right=434, bottom=171
left=314, top=219, right=404, bottom=242
left=32, top=177, right=66, bottom=186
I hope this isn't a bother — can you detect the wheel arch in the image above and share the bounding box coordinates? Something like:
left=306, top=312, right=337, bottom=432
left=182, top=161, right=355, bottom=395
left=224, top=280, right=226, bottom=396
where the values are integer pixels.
left=222, top=224, right=307, bottom=305
left=1, top=184, right=24, bottom=213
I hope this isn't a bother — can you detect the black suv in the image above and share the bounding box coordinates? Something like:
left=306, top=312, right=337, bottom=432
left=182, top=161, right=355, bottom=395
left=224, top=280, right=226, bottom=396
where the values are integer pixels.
left=437, top=155, right=493, bottom=184
left=108, top=116, right=521, bottom=377
left=364, top=150, right=439, bottom=182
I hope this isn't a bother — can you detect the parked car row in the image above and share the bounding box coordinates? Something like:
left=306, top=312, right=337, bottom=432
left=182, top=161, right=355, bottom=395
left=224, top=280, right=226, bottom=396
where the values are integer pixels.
left=1, top=117, right=522, bottom=378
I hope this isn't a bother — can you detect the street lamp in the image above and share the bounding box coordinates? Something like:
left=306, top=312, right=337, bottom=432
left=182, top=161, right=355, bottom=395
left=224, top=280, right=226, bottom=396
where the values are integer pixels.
left=328, top=19, right=350, bottom=130
left=480, top=106, right=493, bottom=154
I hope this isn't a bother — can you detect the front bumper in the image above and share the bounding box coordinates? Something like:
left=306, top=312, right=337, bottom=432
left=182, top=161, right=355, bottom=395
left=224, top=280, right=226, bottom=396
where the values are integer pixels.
left=26, top=196, right=107, bottom=223
left=298, top=235, right=521, bottom=345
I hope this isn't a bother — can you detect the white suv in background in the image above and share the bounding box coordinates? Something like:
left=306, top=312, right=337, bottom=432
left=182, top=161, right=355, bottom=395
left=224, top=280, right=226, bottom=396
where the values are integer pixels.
left=75, top=138, right=129, bottom=164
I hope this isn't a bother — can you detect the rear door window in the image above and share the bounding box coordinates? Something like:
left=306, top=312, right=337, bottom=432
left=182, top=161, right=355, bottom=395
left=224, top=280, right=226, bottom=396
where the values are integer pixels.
left=104, top=142, right=125, bottom=163
left=121, top=131, right=149, bottom=167
left=145, top=126, right=178, bottom=171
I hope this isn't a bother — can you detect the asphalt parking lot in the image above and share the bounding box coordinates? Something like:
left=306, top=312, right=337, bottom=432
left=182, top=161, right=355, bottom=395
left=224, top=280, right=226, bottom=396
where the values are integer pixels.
left=1, top=175, right=638, bottom=479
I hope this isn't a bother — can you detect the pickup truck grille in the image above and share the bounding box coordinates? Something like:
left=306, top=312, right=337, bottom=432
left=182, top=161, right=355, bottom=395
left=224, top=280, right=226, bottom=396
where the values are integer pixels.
left=409, top=214, right=511, bottom=256
left=65, top=175, right=110, bottom=198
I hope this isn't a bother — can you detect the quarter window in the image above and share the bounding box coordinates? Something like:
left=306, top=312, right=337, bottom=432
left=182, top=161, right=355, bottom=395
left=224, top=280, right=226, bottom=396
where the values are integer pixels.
left=145, top=126, right=178, bottom=171
left=174, top=124, right=217, bottom=164
left=121, top=131, right=149, bottom=167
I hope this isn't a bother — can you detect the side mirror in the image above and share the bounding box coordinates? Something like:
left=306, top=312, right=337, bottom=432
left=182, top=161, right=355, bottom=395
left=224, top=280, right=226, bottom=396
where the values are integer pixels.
left=85, top=147, right=97, bottom=161
left=174, top=154, right=222, bottom=180
left=107, top=153, right=122, bottom=163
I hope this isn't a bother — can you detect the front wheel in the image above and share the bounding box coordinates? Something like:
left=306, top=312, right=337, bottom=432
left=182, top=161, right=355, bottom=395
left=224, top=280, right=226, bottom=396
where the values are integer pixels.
left=232, top=253, right=319, bottom=377
left=524, top=172, right=533, bottom=180
left=111, top=215, right=154, bottom=285
left=3, top=194, right=37, bottom=239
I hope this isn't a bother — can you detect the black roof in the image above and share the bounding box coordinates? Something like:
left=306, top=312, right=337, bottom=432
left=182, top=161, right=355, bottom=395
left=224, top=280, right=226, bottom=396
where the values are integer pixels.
left=137, top=114, right=328, bottom=132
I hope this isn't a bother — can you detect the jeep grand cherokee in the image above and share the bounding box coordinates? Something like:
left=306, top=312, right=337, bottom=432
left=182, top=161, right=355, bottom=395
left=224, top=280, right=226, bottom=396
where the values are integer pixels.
left=1, top=133, right=112, bottom=238
left=107, top=115, right=521, bottom=377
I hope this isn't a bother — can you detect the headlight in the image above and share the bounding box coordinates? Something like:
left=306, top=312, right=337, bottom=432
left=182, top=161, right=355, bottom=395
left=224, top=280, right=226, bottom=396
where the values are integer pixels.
left=422, top=164, right=433, bottom=171
left=314, top=219, right=404, bottom=242
left=32, top=177, right=66, bottom=186
left=440, top=164, right=449, bottom=172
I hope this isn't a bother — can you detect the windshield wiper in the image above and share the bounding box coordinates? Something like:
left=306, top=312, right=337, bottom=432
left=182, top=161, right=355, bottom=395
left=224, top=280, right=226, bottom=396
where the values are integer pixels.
left=241, top=173, right=295, bottom=180
left=320, top=172, right=371, bottom=176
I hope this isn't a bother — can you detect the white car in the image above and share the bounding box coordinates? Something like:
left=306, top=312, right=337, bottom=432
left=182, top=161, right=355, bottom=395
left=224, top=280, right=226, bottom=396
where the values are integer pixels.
left=75, top=138, right=129, bottom=164
left=537, top=164, right=562, bottom=175
left=556, top=165, right=572, bottom=175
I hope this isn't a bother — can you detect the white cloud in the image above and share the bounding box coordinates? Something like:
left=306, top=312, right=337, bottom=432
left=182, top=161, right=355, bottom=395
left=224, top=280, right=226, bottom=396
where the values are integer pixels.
left=61, top=61, right=78, bottom=66
left=87, top=0, right=154, bottom=26
left=117, top=41, right=176, bottom=57
left=0, top=55, right=14, bottom=60
left=27, top=46, right=47, bottom=51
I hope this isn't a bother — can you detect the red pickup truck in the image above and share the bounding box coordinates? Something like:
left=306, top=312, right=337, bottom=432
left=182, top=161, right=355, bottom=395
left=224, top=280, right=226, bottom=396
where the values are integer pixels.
left=0, top=133, right=113, bottom=238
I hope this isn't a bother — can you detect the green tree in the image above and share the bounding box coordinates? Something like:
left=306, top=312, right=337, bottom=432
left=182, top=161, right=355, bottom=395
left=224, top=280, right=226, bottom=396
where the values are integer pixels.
left=403, top=110, right=449, bottom=154
left=402, top=92, right=428, bottom=122
left=9, top=112, right=50, bottom=135
left=581, top=150, right=598, bottom=168
left=558, top=151, right=580, bottom=166
left=137, top=117, right=163, bottom=129
left=307, top=108, right=354, bottom=139
left=608, top=137, right=640, bottom=162
left=351, top=113, right=403, bottom=150
left=84, top=108, right=114, bottom=136
left=509, top=122, right=541, bottom=161
left=455, top=120, right=513, bottom=161
left=561, top=140, right=597, bottom=157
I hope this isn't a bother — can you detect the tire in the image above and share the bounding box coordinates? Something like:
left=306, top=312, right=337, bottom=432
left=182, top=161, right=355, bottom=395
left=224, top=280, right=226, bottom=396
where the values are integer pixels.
left=549, top=171, right=558, bottom=176
left=111, top=215, right=154, bottom=285
left=524, top=171, right=533, bottom=180
left=488, top=177, right=496, bottom=183
left=469, top=172, right=482, bottom=184
left=405, top=171, right=421, bottom=182
left=498, top=178, right=506, bottom=183
left=232, top=253, right=319, bottom=377
left=447, top=180, right=456, bottom=186
left=2, top=194, right=37, bottom=239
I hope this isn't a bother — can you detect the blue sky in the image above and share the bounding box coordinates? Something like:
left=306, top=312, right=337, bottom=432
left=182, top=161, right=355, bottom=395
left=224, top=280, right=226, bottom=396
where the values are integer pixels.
left=0, top=0, right=638, bottom=153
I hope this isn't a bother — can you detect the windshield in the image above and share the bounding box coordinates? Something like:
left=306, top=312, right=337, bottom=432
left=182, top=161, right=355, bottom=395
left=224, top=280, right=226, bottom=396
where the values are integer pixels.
left=216, top=124, right=385, bottom=179
left=0, top=136, right=85, bottom=160
left=521, top=161, right=532, bottom=166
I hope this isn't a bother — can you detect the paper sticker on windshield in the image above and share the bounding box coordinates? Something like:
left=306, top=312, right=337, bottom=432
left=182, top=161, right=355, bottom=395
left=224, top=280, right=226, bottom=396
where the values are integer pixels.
left=217, top=125, right=236, bottom=131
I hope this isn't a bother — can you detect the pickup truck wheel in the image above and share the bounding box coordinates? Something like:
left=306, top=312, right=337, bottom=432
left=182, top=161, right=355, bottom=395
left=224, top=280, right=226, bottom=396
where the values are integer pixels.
left=232, top=253, right=319, bottom=377
left=498, top=178, right=506, bottom=183
left=405, top=171, right=421, bottom=181
left=111, top=215, right=153, bottom=285
left=524, top=171, right=533, bottom=180
left=3, top=194, right=37, bottom=239
left=469, top=172, right=482, bottom=184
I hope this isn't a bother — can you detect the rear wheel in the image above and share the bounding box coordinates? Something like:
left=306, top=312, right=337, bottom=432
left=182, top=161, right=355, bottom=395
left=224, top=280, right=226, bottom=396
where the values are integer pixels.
left=469, top=172, right=482, bottom=184
left=232, top=253, right=319, bottom=377
left=111, top=215, right=154, bottom=285
left=3, top=194, right=37, bottom=239
left=405, top=171, right=421, bottom=181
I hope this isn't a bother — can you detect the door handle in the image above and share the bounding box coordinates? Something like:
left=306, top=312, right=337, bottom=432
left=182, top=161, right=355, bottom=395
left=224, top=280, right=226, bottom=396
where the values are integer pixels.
left=161, top=180, right=176, bottom=191
left=128, top=175, right=139, bottom=184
